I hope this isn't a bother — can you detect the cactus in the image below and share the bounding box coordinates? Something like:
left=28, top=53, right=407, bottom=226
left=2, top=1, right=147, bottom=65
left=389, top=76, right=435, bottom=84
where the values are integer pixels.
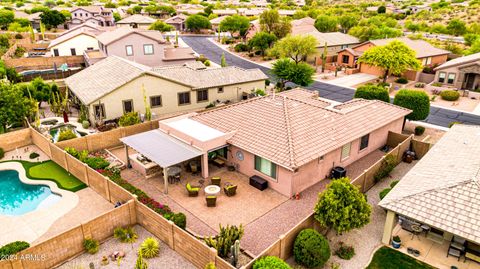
left=230, top=239, right=240, bottom=266
left=205, top=224, right=244, bottom=259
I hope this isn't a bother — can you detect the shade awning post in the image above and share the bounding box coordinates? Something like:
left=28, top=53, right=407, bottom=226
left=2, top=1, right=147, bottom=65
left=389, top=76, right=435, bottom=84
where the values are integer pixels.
left=201, top=153, right=209, bottom=179
left=163, top=166, right=168, bottom=194
left=125, top=145, right=132, bottom=169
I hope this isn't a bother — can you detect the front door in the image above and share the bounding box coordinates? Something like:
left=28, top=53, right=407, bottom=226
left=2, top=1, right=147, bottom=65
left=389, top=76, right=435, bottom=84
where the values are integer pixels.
left=465, top=73, right=476, bottom=89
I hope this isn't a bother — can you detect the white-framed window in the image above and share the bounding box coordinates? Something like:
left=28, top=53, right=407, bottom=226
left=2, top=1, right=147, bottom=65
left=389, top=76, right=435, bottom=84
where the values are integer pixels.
left=254, top=155, right=277, bottom=179
left=359, top=134, right=369, bottom=151
left=143, top=44, right=154, bottom=55
left=438, top=72, right=446, bottom=83
left=422, top=57, right=432, bottom=65
left=341, top=143, right=351, bottom=161
left=447, top=73, right=456, bottom=84
left=125, top=45, right=133, bottom=56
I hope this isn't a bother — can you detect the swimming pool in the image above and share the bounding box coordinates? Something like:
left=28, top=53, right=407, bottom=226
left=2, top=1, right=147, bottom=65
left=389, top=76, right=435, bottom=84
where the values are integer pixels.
left=0, top=170, right=61, bottom=216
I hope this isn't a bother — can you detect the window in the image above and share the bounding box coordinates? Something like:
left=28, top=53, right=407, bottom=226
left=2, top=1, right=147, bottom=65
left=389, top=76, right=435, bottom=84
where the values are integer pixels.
left=197, top=89, right=208, bottom=102
left=447, top=73, right=456, bottom=84
left=70, top=48, right=76, bottom=56
left=360, top=134, right=369, bottom=151
left=87, top=47, right=93, bottom=50
left=218, top=87, right=224, bottom=93
left=422, top=57, right=432, bottom=65
left=93, top=104, right=105, bottom=119
left=178, top=92, right=190, bottom=105
left=53, top=49, right=59, bottom=56
left=342, top=55, right=349, bottom=64
left=438, top=72, right=446, bottom=83
left=143, top=44, right=154, bottom=55
left=125, top=45, right=133, bottom=56
left=254, top=155, right=277, bottom=179
left=341, top=143, right=351, bottom=161
left=122, top=100, right=133, bottom=113
left=150, top=95, right=162, bottom=108
left=341, top=45, right=348, bottom=49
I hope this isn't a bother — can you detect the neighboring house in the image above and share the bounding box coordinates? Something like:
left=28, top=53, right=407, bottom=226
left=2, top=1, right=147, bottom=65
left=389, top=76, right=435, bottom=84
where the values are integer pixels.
left=87, top=27, right=195, bottom=67
left=164, top=14, right=187, bottom=31
left=48, top=23, right=105, bottom=56
left=379, top=125, right=480, bottom=254
left=69, top=6, right=115, bottom=28
left=433, top=52, right=480, bottom=91
left=65, top=56, right=268, bottom=124
left=338, top=37, right=450, bottom=80
left=210, top=16, right=228, bottom=32
left=408, top=5, right=432, bottom=13
left=213, top=9, right=238, bottom=16
left=116, top=14, right=156, bottom=29
left=27, top=12, right=42, bottom=30
left=123, top=88, right=410, bottom=197
left=245, top=19, right=260, bottom=39
left=291, top=18, right=360, bottom=65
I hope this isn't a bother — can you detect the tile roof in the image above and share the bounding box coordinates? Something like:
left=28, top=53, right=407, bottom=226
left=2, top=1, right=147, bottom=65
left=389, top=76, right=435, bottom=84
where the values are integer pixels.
left=163, top=47, right=196, bottom=61
left=305, top=32, right=360, bottom=47
left=71, top=6, right=110, bottom=13
left=57, top=22, right=104, bottom=37
left=48, top=27, right=101, bottom=48
left=96, top=28, right=165, bottom=45
left=361, top=37, right=450, bottom=58
left=117, top=14, right=157, bottom=24
left=192, top=89, right=410, bottom=170
left=380, top=125, right=480, bottom=244
left=164, top=14, right=187, bottom=23
left=435, top=52, right=480, bottom=71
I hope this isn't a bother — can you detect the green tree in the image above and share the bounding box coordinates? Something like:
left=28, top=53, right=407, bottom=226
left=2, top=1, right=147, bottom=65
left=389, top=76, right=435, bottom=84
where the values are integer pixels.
left=338, top=14, right=358, bottom=33
left=220, top=52, right=227, bottom=67
left=272, top=58, right=315, bottom=88
left=248, top=32, right=277, bottom=55
left=447, top=19, right=467, bottom=36
left=354, top=84, right=390, bottom=102
left=314, top=15, right=337, bottom=32
left=186, top=15, right=211, bottom=33
left=357, top=40, right=421, bottom=83
left=377, top=6, right=386, bottom=13
left=314, top=178, right=371, bottom=234
left=259, top=9, right=291, bottom=39
left=149, top=20, right=174, bottom=32
left=293, top=229, right=330, bottom=268
left=393, top=89, right=430, bottom=121
left=40, top=10, right=66, bottom=29
left=113, top=12, right=121, bottom=22
left=0, top=83, right=36, bottom=130
left=271, top=35, right=317, bottom=64
left=0, top=9, right=14, bottom=30
left=466, top=39, right=480, bottom=55
left=219, top=15, right=250, bottom=38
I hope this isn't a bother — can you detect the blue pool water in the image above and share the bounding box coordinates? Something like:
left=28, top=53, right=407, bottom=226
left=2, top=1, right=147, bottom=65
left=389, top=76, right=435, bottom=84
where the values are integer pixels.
left=0, top=170, right=60, bottom=216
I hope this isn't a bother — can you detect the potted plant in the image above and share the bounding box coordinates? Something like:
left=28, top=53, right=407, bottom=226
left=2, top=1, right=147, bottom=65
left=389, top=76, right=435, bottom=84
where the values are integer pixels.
left=392, top=235, right=401, bottom=248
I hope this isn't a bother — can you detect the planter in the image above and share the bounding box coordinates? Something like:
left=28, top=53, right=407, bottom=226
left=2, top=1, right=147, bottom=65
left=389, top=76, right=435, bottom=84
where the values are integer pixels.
left=392, top=238, right=401, bottom=249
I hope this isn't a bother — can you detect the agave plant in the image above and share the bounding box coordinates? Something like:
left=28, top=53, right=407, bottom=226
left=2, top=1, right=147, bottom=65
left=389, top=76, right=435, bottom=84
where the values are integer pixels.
left=139, top=237, right=160, bottom=258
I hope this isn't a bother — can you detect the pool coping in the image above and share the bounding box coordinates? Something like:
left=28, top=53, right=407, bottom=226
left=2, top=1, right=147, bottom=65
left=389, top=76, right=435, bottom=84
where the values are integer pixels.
left=0, top=162, right=79, bottom=245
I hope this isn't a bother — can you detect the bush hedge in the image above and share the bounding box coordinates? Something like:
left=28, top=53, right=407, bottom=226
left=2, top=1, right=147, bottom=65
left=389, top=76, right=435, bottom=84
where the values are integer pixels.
left=393, top=89, right=430, bottom=121
left=335, top=242, right=355, bottom=260
left=374, top=154, right=397, bottom=182
left=414, top=126, right=425, bottom=136
left=29, top=152, right=40, bottom=159
left=253, top=256, right=291, bottom=269
left=379, top=188, right=391, bottom=200
left=440, top=90, right=460, bottom=101
left=293, top=229, right=330, bottom=268
left=83, top=238, right=99, bottom=254
left=395, top=77, right=408, bottom=84
left=0, top=241, right=30, bottom=258
left=354, top=84, right=390, bottom=103
left=234, top=43, right=249, bottom=52
left=118, top=112, right=140, bottom=127
left=58, top=128, right=77, bottom=142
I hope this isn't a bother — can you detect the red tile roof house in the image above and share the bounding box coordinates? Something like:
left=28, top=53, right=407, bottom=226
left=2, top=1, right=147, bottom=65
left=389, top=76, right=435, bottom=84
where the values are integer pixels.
left=337, top=37, right=450, bottom=81
left=122, top=89, right=410, bottom=197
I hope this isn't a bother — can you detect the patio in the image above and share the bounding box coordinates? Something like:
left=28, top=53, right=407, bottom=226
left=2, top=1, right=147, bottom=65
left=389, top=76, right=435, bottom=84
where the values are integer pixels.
left=393, top=226, right=480, bottom=269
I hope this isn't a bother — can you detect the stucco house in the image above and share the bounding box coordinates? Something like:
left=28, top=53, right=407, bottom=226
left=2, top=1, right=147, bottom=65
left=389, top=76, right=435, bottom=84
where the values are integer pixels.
left=65, top=56, right=268, bottom=125
left=69, top=6, right=115, bottom=28
left=84, top=27, right=196, bottom=67
left=48, top=23, right=106, bottom=56
left=337, top=37, right=450, bottom=80
left=116, top=14, right=156, bottom=29
left=379, top=124, right=480, bottom=263
left=119, top=88, right=410, bottom=197
left=432, top=52, right=480, bottom=91
left=164, top=14, right=187, bottom=31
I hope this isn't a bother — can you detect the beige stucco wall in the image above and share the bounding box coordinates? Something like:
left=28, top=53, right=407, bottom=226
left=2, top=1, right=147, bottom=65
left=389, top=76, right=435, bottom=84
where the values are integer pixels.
left=50, top=34, right=99, bottom=56
left=87, top=74, right=265, bottom=123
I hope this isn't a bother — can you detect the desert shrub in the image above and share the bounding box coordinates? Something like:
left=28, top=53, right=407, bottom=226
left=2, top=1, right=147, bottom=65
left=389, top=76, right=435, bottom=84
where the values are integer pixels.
left=432, top=82, right=443, bottom=87
left=374, top=154, right=397, bottom=182
left=0, top=241, right=30, bottom=258
left=64, top=147, right=79, bottom=158
left=393, top=89, right=430, bottom=121
left=440, top=90, right=460, bottom=101
left=414, top=125, right=425, bottom=135
left=205, top=224, right=244, bottom=258
left=29, top=152, right=40, bottom=159
left=205, top=262, right=216, bottom=269
left=395, top=77, right=408, bottom=84
left=82, top=120, right=90, bottom=129
left=85, top=157, right=110, bottom=170
left=379, top=188, right=391, bottom=200
left=119, top=112, right=140, bottom=127
left=449, top=121, right=460, bottom=128
left=57, top=128, right=77, bottom=142
left=114, top=226, right=138, bottom=243
left=171, top=212, right=186, bottom=229
left=390, top=180, right=399, bottom=188
left=265, top=79, right=270, bottom=86
left=83, top=238, right=99, bottom=254
left=293, top=229, right=330, bottom=268
left=14, top=33, right=23, bottom=39
left=204, top=60, right=211, bottom=66
left=414, top=83, right=425, bottom=88
left=139, top=237, right=159, bottom=258
left=253, top=256, right=291, bottom=269
left=335, top=242, right=355, bottom=260
left=0, top=147, right=4, bottom=159
left=234, top=43, right=249, bottom=52
left=354, top=84, right=390, bottom=102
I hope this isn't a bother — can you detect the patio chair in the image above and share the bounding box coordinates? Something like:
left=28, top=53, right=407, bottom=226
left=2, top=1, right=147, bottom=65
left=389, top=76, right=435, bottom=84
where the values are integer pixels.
left=190, top=162, right=198, bottom=175
left=224, top=184, right=237, bottom=197
left=211, top=176, right=221, bottom=186
left=186, top=183, right=200, bottom=197
left=206, top=196, right=217, bottom=207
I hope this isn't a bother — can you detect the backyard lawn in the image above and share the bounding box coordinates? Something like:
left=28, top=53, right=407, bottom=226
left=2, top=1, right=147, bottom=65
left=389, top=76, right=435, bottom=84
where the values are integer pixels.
left=366, top=247, right=436, bottom=269
left=25, top=161, right=86, bottom=192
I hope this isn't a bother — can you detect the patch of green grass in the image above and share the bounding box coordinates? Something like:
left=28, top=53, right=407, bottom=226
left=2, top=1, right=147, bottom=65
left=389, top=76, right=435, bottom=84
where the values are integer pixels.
left=27, top=161, right=86, bottom=192
left=366, top=247, right=436, bottom=269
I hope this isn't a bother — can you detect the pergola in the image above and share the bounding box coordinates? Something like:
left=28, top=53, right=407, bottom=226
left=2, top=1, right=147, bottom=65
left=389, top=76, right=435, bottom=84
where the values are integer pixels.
left=120, top=129, right=203, bottom=194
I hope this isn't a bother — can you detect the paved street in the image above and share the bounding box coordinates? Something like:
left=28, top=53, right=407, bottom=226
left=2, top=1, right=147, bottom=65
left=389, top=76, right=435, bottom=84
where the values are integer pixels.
left=182, top=36, right=480, bottom=127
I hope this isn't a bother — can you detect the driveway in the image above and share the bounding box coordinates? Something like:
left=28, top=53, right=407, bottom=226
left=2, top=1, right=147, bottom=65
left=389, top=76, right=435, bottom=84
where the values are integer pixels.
left=320, top=73, right=377, bottom=88
left=181, top=36, right=480, bottom=128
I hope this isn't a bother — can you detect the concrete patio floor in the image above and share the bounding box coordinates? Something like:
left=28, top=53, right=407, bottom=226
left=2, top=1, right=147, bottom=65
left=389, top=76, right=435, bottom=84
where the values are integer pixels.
left=393, top=227, right=480, bottom=269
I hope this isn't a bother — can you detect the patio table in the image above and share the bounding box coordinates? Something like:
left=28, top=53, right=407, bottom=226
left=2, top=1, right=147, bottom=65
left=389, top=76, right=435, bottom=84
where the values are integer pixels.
left=205, top=185, right=221, bottom=196
left=167, top=166, right=181, bottom=176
